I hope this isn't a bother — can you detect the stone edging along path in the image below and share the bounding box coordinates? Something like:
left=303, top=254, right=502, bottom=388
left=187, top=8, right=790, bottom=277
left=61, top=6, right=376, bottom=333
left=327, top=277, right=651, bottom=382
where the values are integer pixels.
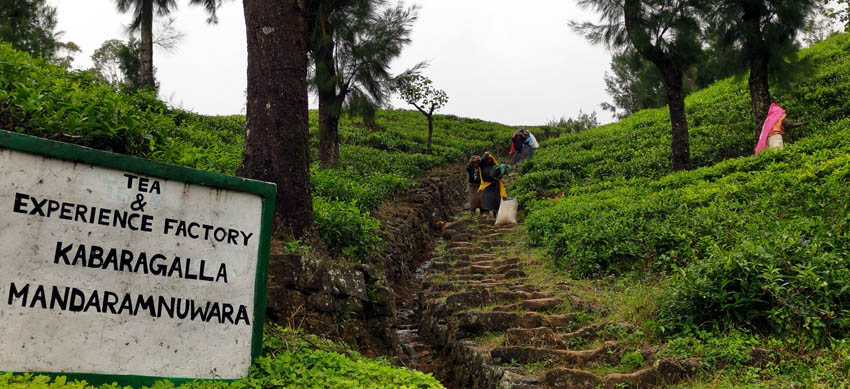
left=410, top=215, right=701, bottom=389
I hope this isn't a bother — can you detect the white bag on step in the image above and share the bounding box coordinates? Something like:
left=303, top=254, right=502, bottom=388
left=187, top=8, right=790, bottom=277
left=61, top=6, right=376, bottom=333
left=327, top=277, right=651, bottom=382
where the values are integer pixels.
left=495, top=198, right=518, bottom=226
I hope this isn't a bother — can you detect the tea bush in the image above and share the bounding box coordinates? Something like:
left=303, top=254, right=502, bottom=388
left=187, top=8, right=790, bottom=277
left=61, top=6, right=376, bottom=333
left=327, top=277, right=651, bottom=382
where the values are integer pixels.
left=516, top=33, right=850, bottom=339
left=0, top=327, right=442, bottom=388
left=1, top=41, right=562, bottom=262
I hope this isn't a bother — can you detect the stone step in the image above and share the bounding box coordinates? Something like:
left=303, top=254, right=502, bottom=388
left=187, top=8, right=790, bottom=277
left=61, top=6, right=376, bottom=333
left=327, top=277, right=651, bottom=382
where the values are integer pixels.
left=479, top=240, right=507, bottom=249
left=493, top=297, right=565, bottom=313
left=454, top=311, right=580, bottom=338
left=564, top=294, right=604, bottom=313
left=483, top=233, right=504, bottom=240
left=504, top=327, right=559, bottom=348
left=469, top=253, right=499, bottom=261
left=490, top=341, right=619, bottom=367
left=504, top=323, right=637, bottom=349
left=445, top=289, right=554, bottom=312
left=542, top=358, right=700, bottom=389
left=559, top=322, right=635, bottom=343
left=427, top=282, right=456, bottom=292
left=453, top=263, right=522, bottom=276
left=466, top=281, right=535, bottom=290
left=449, top=273, right=486, bottom=281
left=446, top=241, right=476, bottom=250
left=448, top=232, right=472, bottom=242
left=462, top=258, right=520, bottom=267
left=454, top=264, right=495, bottom=275
left=430, top=261, right=452, bottom=271
left=447, top=246, right=477, bottom=257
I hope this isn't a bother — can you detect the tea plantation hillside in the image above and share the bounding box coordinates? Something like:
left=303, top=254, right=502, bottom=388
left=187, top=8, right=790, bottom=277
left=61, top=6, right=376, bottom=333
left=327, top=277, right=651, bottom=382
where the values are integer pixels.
left=0, top=42, right=564, bottom=262
left=512, top=33, right=850, bottom=386
left=0, top=42, right=571, bottom=389
left=513, top=33, right=850, bottom=208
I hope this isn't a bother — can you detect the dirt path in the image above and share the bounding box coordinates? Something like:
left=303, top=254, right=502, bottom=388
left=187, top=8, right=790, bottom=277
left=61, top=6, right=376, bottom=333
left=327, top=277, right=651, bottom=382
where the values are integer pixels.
left=400, top=176, right=701, bottom=388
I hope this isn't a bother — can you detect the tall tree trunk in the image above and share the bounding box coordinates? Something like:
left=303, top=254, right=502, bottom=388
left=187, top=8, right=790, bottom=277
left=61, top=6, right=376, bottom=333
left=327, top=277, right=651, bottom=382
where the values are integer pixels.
left=316, top=35, right=340, bottom=167
left=426, top=115, right=433, bottom=154
left=742, top=3, right=772, bottom=142
left=318, top=94, right=340, bottom=166
left=623, top=0, right=690, bottom=171
left=240, top=0, right=318, bottom=240
left=139, top=0, right=155, bottom=90
left=659, top=64, right=691, bottom=171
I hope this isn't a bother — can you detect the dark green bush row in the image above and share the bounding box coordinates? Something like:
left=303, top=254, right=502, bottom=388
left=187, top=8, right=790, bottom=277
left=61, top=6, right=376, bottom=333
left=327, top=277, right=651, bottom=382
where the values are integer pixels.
left=0, top=327, right=442, bottom=388
left=516, top=33, right=850, bottom=340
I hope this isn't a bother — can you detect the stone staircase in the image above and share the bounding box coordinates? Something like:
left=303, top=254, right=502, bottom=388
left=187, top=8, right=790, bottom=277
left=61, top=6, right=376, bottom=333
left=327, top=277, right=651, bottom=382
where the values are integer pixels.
left=414, top=216, right=699, bottom=389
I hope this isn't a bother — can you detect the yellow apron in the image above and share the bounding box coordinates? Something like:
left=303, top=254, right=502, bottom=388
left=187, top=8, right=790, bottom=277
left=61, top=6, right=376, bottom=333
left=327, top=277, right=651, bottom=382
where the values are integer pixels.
left=478, top=154, right=507, bottom=198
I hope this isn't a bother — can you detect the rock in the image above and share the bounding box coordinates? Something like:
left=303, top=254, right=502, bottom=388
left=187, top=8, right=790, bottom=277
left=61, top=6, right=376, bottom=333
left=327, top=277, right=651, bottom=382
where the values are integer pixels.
left=505, top=327, right=558, bottom=347
left=322, top=265, right=367, bottom=301
left=268, top=254, right=323, bottom=291
left=430, top=261, right=451, bottom=271
left=456, top=311, right=521, bottom=333
left=491, top=342, right=619, bottom=366
left=470, top=265, right=494, bottom=274
left=502, top=269, right=527, bottom=279
left=307, top=292, right=335, bottom=313
left=446, top=289, right=492, bottom=311
left=519, top=312, right=546, bottom=328
left=543, top=314, right=578, bottom=329
left=544, top=369, right=602, bottom=389
left=498, top=298, right=564, bottom=313
left=655, top=358, right=700, bottom=384
left=602, top=367, right=660, bottom=388
left=451, top=233, right=473, bottom=242
left=494, top=264, right=521, bottom=274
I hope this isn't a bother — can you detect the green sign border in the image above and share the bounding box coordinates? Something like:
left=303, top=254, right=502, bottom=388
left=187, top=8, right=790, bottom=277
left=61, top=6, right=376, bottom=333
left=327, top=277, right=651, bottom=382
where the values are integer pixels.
left=0, top=130, right=276, bottom=387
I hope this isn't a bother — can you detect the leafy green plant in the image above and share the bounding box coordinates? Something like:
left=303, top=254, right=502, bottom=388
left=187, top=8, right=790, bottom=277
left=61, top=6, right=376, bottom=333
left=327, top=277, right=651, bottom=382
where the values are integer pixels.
left=0, top=327, right=443, bottom=389
left=515, top=33, right=850, bottom=341
left=620, top=351, right=645, bottom=370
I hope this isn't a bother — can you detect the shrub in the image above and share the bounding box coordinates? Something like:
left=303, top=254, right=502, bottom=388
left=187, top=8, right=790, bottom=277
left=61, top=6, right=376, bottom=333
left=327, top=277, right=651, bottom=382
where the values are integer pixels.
left=313, top=197, right=383, bottom=261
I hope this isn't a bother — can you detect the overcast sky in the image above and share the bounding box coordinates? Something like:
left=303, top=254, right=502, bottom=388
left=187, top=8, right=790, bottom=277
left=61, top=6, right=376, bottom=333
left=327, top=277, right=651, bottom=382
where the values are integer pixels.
left=50, top=1, right=616, bottom=126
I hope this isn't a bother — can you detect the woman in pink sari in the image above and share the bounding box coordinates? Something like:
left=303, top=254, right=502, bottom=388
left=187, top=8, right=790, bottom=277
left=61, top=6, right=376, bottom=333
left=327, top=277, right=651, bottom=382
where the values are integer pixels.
left=755, top=103, right=787, bottom=154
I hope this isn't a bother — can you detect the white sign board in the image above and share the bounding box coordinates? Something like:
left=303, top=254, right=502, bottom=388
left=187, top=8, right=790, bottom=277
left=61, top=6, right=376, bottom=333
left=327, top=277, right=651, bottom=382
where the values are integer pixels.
left=0, top=134, right=274, bottom=383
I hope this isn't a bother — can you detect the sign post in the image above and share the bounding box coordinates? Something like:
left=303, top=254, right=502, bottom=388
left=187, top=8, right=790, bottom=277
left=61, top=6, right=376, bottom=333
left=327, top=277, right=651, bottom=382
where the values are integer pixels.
left=0, top=131, right=275, bottom=385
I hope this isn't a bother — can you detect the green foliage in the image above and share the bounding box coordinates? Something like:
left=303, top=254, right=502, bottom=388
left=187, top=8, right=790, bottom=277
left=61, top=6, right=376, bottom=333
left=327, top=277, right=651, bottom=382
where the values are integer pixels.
left=0, top=327, right=443, bottom=389
left=660, top=329, right=758, bottom=366
left=619, top=351, right=645, bottom=370
left=313, top=197, right=383, bottom=260
left=90, top=38, right=142, bottom=92
left=545, top=110, right=600, bottom=134
left=0, top=0, right=60, bottom=60
left=516, top=34, right=850, bottom=340
left=0, top=43, right=172, bottom=155
left=1, top=42, right=557, bottom=263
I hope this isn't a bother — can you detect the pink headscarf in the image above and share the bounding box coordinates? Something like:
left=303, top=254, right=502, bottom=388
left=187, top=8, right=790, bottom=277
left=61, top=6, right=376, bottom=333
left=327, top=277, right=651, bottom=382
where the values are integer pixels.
left=755, top=103, right=786, bottom=154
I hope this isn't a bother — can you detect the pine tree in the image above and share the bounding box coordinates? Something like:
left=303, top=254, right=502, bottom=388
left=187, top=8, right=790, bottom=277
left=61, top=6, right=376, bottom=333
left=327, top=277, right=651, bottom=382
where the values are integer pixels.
left=572, top=0, right=703, bottom=171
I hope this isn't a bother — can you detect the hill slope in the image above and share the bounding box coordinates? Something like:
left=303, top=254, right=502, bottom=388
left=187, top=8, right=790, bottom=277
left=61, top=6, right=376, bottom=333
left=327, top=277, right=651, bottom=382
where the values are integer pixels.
left=0, top=41, right=566, bottom=261
left=514, top=33, right=850, bottom=341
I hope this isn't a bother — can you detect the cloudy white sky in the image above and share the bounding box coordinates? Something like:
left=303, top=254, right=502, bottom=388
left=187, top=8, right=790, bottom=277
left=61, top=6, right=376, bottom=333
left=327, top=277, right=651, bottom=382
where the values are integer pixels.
left=50, top=1, right=616, bottom=125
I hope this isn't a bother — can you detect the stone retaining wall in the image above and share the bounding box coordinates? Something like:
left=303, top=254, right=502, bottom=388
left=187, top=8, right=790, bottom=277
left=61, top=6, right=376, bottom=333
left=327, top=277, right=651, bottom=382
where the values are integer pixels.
left=264, top=166, right=467, bottom=356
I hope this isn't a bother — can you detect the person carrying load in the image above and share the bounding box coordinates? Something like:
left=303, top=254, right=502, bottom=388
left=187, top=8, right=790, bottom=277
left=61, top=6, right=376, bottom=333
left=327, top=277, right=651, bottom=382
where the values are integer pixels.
left=478, top=151, right=510, bottom=216
left=509, top=128, right=538, bottom=164
left=465, top=155, right=484, bottom=215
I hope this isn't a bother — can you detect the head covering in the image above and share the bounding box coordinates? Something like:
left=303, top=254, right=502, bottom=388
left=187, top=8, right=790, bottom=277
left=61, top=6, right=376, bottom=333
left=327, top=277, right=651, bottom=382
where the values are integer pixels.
left=755, top=104, right=787, bottom=154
